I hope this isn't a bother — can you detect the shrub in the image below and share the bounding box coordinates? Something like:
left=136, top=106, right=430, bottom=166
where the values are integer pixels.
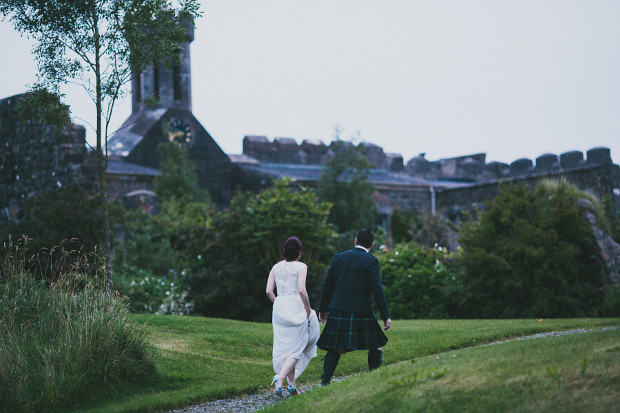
left=600, top=284, right=620, bottom=316
left=602, top=194, right=620, bottom=242
left=390, top=210, right=456, bottom=250
left=114, top=209, right=186, bottom=277
left=0, top=242, right=157, bottom=411
left=115, top=268, right=194, bottom=315
left=113, top=142, right=215, bottom=282
left=457, top=180, right=603, bottom=318
left=377, top=243, right=460, bottom=319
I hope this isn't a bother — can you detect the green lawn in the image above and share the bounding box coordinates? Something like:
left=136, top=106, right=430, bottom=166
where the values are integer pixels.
left=265, top=328, right=620, bottom=412
left=77, top=317, right=620, bottom=412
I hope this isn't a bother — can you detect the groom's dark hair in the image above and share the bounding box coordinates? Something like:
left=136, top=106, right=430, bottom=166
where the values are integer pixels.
left=356, top=229, right=374, bottom=248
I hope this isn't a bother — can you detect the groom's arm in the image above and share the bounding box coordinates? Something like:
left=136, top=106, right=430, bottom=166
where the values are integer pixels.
left=318, top=255, right=338, bottom=314
left=367, top=258, right=390, bottom=321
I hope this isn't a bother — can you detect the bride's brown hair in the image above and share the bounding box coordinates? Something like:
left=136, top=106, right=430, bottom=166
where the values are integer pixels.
left=282, top=237, right=302, bottom=261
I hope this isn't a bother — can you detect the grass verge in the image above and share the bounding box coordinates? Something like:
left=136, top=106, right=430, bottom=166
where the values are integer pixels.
left=78, top=317, right=620, bottom=412
left=0, top=272, right=156, bottom=412
left=265, top=328, right=620, bottom=412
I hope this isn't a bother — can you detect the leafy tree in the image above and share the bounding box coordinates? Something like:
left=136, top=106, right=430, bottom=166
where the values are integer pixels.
left=390, top=209, right=414, bottom=244
left=153, top=142, right=210, bottom=202
left=316, top=140, right=378, bottom=234
left=113, top=142, right=213, bottom=314
left=190, top=179, right=336, bottom=321
left=114, top=144, right=214, bottom=277
left=391, top=209, right=456, bottom=249
left=457, top=181, right=603, bottom=318
left=408, top=212, right=455, bottom=250
left=14, top=85, right=71, bottom=129
left=0, top=0, right=201, bottom=289
left=377, top=243, right=460, bottom=319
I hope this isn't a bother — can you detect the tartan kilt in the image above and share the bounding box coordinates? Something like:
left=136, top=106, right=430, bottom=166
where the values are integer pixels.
left=317, top=310, right=388, bottom=351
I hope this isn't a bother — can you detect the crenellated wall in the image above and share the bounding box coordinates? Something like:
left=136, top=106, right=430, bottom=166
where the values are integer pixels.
left=406, top=147, right=616, bottom=183
left=238, top=133, right=619, bottom=218
left=436, top=161, right=620, bottom=219
left=242, top=135, right=405, bottom=172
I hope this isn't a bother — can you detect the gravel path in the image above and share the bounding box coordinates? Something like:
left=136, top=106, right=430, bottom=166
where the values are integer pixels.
left=169, top=326, right=618, bottom=413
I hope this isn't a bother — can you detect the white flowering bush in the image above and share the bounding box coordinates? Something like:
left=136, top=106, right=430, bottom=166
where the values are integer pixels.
left=115, top=267, right=192, bottom=314
left=377, top=243, right=461, bottom=318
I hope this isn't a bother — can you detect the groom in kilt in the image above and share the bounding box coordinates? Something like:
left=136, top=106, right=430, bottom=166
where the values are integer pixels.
left=317, top=228, right=391, bottom=385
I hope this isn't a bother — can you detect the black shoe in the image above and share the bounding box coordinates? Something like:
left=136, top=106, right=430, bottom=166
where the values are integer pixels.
left=368, top=349, right=383, bottom=371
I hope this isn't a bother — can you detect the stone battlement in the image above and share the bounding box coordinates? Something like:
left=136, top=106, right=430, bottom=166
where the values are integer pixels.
left=242, top=135, right=406, bottom=172
left=242, top=135, right=615, bottom=185
left=407, top=147, right=614, bottom=182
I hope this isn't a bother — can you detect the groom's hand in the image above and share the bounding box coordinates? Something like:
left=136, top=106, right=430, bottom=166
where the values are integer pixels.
left=319, top=312, right=329, bottom=323
left=383, top=318, right=392, bottom=330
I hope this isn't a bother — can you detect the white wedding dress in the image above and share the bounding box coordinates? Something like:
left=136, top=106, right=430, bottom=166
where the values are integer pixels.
left=271, top=260, right=320, bottom=379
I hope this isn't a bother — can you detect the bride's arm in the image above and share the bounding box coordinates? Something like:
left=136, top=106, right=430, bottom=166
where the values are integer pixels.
left=297, top=266, right=312, bottom=319
left=266, top=270, right=276, bottom=303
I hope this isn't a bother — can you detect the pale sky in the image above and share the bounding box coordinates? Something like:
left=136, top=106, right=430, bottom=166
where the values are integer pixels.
left=1, top=1, right=619, bottom=165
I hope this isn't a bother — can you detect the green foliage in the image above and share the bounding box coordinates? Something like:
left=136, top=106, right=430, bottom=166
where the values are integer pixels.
left=600, top=284, right=620, bottom=316
left=115, top=269, right=193, bottom=315
left=114, top=142, right=214, bottom=277
left=538, top=179, right=610, bottom=232
left=114, top=143, right=213, bottom=311
left=14, top=84, right=71, bottom=130
left=1, top=0, right=202, bottom=286
left=458, top=180, right=603, bottom=318
left=190, top=179, right=336, bottom=321
left=0, top=0, right=200, bottom=115
left=113, top=198, right=213, bottom=303
left=377, top=243, right=460, bottom=318
left=390, top=209, right=415, bottom=244
left=602, top=194, right=620, bottom=242
left=391, top=210, right=455, bottom=249
left=114, top=208, right=186, bottom=277
left=153, top=142, right=210, bottom=202
left=317, top=140, right=378, bottom=233
left=409, top=212, right=455, bottom=249
left=0, top=250, right=156, bottom=411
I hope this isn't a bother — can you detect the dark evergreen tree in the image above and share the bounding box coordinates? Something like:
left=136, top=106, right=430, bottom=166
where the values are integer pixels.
left=458, top=181, right=603, bottom=318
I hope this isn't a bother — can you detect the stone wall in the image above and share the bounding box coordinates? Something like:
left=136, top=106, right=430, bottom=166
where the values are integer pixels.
left=0, top=94, right=94, bottom=226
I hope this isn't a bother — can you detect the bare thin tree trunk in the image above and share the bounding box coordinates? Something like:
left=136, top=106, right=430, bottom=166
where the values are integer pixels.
left=92, top=2, right=113, bottom=290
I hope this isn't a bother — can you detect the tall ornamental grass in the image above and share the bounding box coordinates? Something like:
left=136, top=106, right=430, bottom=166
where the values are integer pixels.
left=0, top=242, right=157, bottom=411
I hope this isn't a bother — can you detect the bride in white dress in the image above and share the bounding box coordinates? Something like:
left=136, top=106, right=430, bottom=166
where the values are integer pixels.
left=265, top=237, right=320, bottom=397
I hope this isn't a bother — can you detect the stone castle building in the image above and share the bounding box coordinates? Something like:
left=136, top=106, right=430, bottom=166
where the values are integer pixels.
left=232, top=136, right=620, bottom=223
left=1, top=21, right=619, bottom=228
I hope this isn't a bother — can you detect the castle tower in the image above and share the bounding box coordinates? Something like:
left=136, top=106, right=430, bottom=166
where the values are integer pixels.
left=131, top=19, right=193, bottom=114
left=107, top=22, right=234, bottom=205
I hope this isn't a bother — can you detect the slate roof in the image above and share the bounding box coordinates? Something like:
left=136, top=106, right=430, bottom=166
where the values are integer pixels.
left=238, top=163, right=468, bottom=189
left=107, top=108, right=168, bottom=156
left=228, top=154, right=260, bottom=165
left=107, top=158, right=160, bottom=176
